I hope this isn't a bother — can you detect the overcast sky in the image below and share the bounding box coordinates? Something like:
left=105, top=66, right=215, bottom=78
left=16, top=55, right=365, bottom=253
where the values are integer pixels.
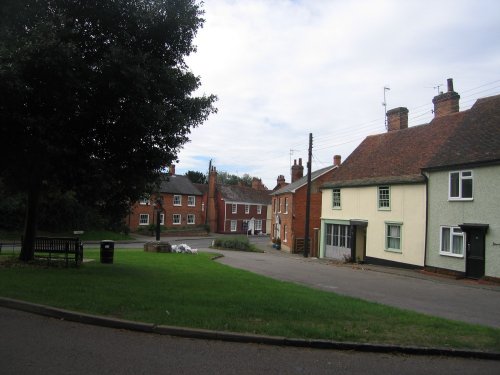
left=177, top=0, right=500, bottom=189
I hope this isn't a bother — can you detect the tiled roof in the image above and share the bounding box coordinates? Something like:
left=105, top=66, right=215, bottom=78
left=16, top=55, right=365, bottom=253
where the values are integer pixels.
left=193, top=183, right=209, bottom=195
left=218, top=184, right=272, bottom=205
left=271, top=165, right=338, bottom=195
left=322, top=110, right=467, bottom=188
left=425, top=94, right=500, bottom=170
left=158, top=175, right=202, bottom=195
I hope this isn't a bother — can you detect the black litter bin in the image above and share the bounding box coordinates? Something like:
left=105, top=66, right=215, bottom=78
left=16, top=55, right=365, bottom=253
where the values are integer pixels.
left=100, top=240, right=114, bottom=264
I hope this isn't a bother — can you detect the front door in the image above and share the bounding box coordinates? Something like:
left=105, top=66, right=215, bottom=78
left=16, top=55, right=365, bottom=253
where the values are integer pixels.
left=465, top=228, right=486, bottom=279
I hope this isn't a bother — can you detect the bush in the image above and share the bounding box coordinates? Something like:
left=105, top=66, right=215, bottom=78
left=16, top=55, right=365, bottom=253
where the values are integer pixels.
left=213, top=236, right=252, bottom=251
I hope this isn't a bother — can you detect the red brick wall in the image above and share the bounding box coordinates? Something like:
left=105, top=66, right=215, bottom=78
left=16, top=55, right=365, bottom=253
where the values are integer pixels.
left=271, top=168, right=337, bottom=251
left=128, top=193, right=204, bottom=231
left=217, top=200, right=268, bottom=234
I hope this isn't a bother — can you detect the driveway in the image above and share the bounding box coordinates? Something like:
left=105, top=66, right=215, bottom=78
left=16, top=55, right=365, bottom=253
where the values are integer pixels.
left=205, top=246, right=500, bottom=328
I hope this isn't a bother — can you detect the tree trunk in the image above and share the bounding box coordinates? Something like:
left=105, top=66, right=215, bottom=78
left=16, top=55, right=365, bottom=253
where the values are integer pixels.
left=19, top=177, right=42, bottom=262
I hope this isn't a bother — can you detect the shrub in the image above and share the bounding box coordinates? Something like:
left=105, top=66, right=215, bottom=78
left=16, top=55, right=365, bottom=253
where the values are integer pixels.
left=213, top=236, right=252, bottom=251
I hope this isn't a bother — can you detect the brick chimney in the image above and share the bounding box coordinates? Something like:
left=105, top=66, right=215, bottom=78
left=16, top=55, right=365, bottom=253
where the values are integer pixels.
left=252, top=177, right=266, bottom=191
left=432, top=78, right=460, bottom=118
left=333, top=155, right=341, bottom=166
left=169, top=164, right=176, bottom=175
left=291, top=158, right=304, bottom=183
left=386, top=107, right=409, bottom=132
left=207, top=166, right=218, bottom=233
left=274, top=175, right=287, bottom=190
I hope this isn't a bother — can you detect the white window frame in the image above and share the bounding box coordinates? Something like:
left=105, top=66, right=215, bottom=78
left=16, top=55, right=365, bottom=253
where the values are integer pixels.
left=257, top=205, right=262, bottom=214
left=187, top=196, right=196, bottom=207
left=231, top=204, right=237, bottom=214
left=255, top=219, right=262, bottom=231
left=172, top=214, right=181, bottom=225
left=385, top=222, right=402, bottom=252
left=449, top=171, right=473, bottom=201
left=187, top=214, right=195, bottom=225
left=159, top=213, right=165, bottom=225
left=283, top=225, right=288, bottom=242
left=325, top=224, right=351, bottom=248
left=245, top=204, right=250, bottom=214
left=378, top=186, right=391, bottom=210
left=139, top=198, right=149, bottom=205
left=440, top=226, right=465, bottom=257
left=230, top=220, right=237, bottom=232
left=173, top=195, right=182, bottom=206
left=284, top=198, right=289, bottom=213
left=332, top=189, right=341, bottom=209
left=139, top=214, right=149, bottom=225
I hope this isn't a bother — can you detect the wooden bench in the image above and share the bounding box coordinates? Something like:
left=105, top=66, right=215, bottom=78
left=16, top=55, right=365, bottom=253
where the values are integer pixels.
left=33, top=237, right=83, bottom=267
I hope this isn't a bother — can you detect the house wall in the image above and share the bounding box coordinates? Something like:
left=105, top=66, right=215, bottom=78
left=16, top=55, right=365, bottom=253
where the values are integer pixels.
left=271, top=193, right=294, bottom=251
left=129, top=193, right=204, bottom=231
left=425, top=165, right=500, bottom=278
left=218, top=200, right=268, bottom=234
left=271, top=171, right=334, bottom=253
left=320, top=183, right=427, bottom=266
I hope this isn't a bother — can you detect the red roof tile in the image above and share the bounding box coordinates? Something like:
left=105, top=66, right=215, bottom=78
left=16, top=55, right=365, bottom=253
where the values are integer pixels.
left=323, top=110, right=467, bottom=187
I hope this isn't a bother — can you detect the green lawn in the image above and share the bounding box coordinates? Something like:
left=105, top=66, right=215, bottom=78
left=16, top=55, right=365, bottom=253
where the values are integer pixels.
left=1, top=249, right=499, bottom=352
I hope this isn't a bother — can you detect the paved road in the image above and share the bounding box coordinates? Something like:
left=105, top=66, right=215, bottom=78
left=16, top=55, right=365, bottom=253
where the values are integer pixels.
left=1, top=307, right=498, bottom=375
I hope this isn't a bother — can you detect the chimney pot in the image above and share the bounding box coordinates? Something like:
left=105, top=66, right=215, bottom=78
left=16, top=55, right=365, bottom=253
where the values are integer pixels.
left=333, top=155, right=341, bottom=166
left=447, top=78, right=454, bottom=92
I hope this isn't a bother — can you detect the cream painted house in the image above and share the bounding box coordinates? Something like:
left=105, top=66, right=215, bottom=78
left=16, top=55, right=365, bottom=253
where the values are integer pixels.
left=320, top=79, right=466, bottom=268
left=321, top=183, right=427, bottom=266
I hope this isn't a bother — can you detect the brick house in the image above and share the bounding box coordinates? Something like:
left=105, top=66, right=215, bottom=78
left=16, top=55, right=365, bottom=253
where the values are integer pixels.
left=270, top=156, right=341, bottom=254
left=206, top=166, right=271, bottom=234
left=128, top=165, right=205, bottom=232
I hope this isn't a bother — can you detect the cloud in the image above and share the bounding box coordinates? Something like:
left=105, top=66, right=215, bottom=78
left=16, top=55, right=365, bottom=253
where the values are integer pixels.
left=178, top=0, right=500, bottom=188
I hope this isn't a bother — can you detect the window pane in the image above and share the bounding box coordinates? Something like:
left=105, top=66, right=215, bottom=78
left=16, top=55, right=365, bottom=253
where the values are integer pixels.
left=340, top=226, right=346, bottom=247
left=441, top=227, right=450, bottom=252
left=326, top=224, right=332, bottom=245
left=452, top=234, right=463, bottom=255
left=462, top=178, right=472, bottom=198
left=333, top=225, right=340, bottom=246
left=389, top=225, right=400, bottom=237
left=388, top=237, right=400, bottom=249
left=450, top=172, right=459, bottom=197
left=387, top=224, right=401, bottom=250
left=379, top=186, right=390, bottom=208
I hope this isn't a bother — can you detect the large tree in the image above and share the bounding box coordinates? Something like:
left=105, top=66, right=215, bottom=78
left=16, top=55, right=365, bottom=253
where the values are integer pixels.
left=0, top=0, right=217, bottom=261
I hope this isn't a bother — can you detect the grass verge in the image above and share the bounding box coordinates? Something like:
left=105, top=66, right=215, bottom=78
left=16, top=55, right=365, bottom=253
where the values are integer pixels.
left=0, top=249, right=499, bottom=352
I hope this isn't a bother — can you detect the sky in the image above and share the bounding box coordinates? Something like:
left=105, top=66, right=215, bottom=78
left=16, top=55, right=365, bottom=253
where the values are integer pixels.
left=176, top=0, right=500, bottom=189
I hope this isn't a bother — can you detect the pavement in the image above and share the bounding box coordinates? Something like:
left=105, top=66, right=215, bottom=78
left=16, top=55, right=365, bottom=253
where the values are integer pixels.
left=1, top=234, right=500, bottom=360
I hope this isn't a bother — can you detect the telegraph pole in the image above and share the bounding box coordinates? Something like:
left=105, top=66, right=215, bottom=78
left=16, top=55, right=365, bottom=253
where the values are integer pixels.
left=304, top=133, right=312, bottom=258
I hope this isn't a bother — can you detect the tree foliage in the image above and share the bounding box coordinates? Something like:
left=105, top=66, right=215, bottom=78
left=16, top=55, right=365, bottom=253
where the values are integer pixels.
left=217, top=172, right=253, bottom=187
left=184, top=170, right=207, bottom=184
left=0, top=0, right=217, bottom=260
